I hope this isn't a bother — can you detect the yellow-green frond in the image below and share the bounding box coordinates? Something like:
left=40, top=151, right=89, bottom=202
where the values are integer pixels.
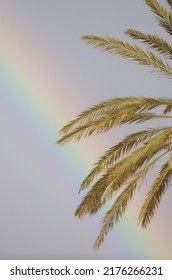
left=58, top=97, right=172, bottom=137
left=145, top=0, right=172, bottom=36
left=104, top=151, right=168, bottom=223
left=75, top=129, right=172, bottom=219
left=99, top=128, right=172, bottom=205
left=93, top=151, right=168, bottom=250
left=81, top=35, right=172, bottom=77
left=163, top=104, right=172, bottom=114
left=125, top=29, right=172, bottom=59
left=80, top=127, right=167, bottom=191
left=138, top=161, right=172, bottom=227
left=57, top=97, right=172, bottom=145
left=58, top=111, right=170, bottom=145
left=75, top=179, right=106, bottom=219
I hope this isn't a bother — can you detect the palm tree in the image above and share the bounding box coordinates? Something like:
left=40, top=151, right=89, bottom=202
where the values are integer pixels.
left=57, top=0, right=172, bottom=249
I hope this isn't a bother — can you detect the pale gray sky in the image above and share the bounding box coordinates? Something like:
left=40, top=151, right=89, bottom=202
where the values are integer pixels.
left=0, top=0, right=172, bottom=259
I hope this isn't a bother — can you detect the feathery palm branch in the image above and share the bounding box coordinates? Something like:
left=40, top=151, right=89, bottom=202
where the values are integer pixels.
left=57, top=0, right=172, bottom=249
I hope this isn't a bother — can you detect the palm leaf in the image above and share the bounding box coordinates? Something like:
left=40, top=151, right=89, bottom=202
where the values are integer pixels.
left=93, top=151, right=168, bottom=249
left=106, top=151, right=167, bottom=222
left=58, top=97, right=172, bottom=139
left=100, top=130, right=172, bottom=204
left=60, top=96, right=172, bottom=135
left=58, top=97, right=172, bottom=146
left=139, top=161, right=172, bottom=227
left=58, top=0, right=172, bottom=249
left=145, top=0, right=172, bottom=36
left=75, top=128, right=172, bottom=219
left=58, top=111, right=171, bottom=145
left=125, top=29, right=172, bottom=59
left=81, top=35, right=172, bottom=77
left=163, top=104, right=172, bottom=114
left=80, top=127, right=168, bottom=191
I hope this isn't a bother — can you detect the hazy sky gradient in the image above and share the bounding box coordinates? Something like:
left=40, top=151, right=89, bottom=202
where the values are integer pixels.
left=0, top=0, right=172, bottom=259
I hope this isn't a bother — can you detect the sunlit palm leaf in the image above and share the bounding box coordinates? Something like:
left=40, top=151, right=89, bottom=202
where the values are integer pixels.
left=106, top=151, right=167, bottom=222
left=81, top=35, right=172, bottom=76
left=75, top=129, right=172, bottom=219
left=139, top=161, right=172, bottom=227
left=100, top=129, right=172, bottom=204
left=58, top=97, right=172, bottom=139
left=93, top=150, right=168, bottom=249
left=125, top=29, right=172, bottom=59
left=80, top=127, right=167, bottom=191
left=58, top=111, right=170, bottom=145
left=57, top=96, right=172, bottom=138
left=58, top=0, right=172, bottom=249
left=145, top=0, right=172, bottom=36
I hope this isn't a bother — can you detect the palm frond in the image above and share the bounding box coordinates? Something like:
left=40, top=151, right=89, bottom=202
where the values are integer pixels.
left=96, top=138, right=172, bottom=215
left=93, top=151, right=168, bottom=249
left=125, top=29, right=172, bottom=59
left=75, top=129, right=172, bottom=219
left=138, top=161, right=172, bottom=227
left=163, top=104, right=172, bottom=114
left=58, top=97, right=172, bottom=140
left=81, top=35, right=172, bottom=77
left=106, top=152, right=167, bottom=222
left=80, top=127, right=168, bottom=191
left=58, top=111, right=170, bottom=145
left=57, top=0, right=172, bottom=250
left=58, top=97, right=171, bottom=137
left=75, top=180, right=106, bottom=219
left=145, top=0, right=172, bottom=36
left=58, top=97, right=172, bottom=145
left=100, top=130, right=172, bottom=204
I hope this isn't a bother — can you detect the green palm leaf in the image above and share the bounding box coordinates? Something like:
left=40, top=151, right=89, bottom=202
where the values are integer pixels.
left=58, top=111, right=170, bottom=145
left=81, top=35, right=172, bottom=77
left=58, top=97, right=172, bottom=145
left=145, top=0, right=172, bottom=36
left=100, top=129, right=172, bottom=204
left=75, top=128, right=172, bottom=219
left=93, top=150, right=168, bottom=250
left=125, top=29, right=172, bottom=59
left=57, top=0, right=172, bottom=249
left=58, top=97, right=172, bottom=137
left=139, top=161, right=172, bottom=227
left=106, top=151, right=168, bottom=222
left=80, top=127, right=167, bottom=191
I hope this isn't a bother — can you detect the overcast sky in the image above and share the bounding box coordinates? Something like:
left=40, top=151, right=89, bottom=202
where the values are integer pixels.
left=0, top=0, right=172, bottom=259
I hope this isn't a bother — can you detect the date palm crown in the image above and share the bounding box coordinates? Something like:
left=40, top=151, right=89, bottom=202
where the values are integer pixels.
left=58, top=0, right=172, bottom=249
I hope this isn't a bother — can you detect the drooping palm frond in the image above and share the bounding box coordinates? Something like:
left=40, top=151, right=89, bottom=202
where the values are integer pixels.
left=94, top=140, right=172, bottom=216
left=145, top=0, right=172, bottom=36
left=105, top=151, right=168, bottom=222
left=93, top=150, right=168, bottom=250
left=100, top=130, right=172, bottom=205
left=58, top=0, right=172, bottom=249
left=125, top=29, right=172, bottom=59
left=58, top=97, right=172, bottom=145
left=58, top=97, right=172, bottom=138
left=58, top=110, right=171, bottom=145
left=81, top=35, right=172, bottom=77
left=139, top=161, right=172, bottom=227
left=80, top=127, right=168, bottom=191
left=75, top=128, right=172, bottom=219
